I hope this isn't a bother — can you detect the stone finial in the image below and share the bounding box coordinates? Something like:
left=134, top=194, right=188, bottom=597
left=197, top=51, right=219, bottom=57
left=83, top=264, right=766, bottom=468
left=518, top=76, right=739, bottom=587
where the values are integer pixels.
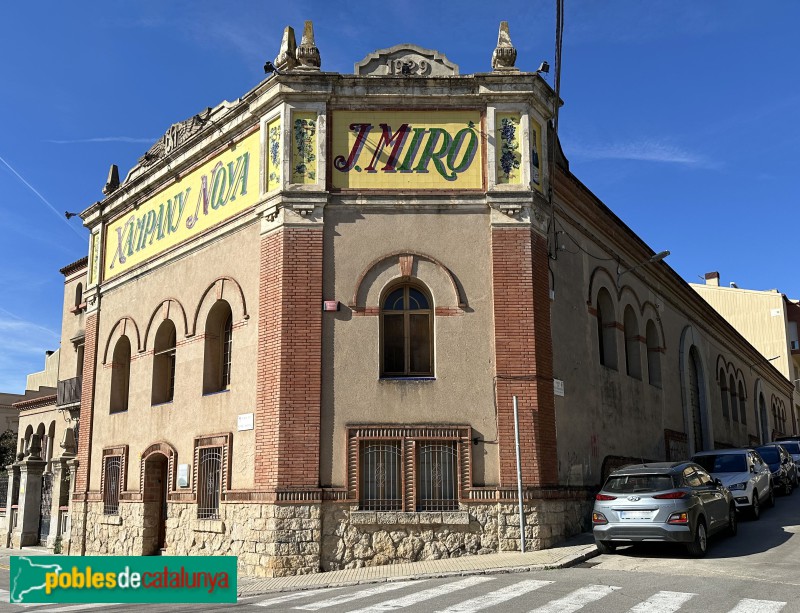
left=491, top=21, right=518, bottom=72
left=60, top=427, right=77, bottom=455
left=103, top=164, right=120, bottom=195
left=274, top=26, right=299, bottom=71
left=28, top=434, right=42, bottom=460
left=296, top=20, right=321, bottom=70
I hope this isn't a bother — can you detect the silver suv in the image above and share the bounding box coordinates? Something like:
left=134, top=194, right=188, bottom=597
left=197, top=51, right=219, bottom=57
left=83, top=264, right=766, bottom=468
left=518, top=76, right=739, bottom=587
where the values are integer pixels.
left=592, top=462, right=737, bottom=557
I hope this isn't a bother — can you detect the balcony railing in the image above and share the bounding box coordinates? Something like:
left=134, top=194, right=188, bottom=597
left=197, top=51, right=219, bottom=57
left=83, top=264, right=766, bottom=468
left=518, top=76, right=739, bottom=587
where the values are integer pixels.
left=57, top=377, right=82, bottom=407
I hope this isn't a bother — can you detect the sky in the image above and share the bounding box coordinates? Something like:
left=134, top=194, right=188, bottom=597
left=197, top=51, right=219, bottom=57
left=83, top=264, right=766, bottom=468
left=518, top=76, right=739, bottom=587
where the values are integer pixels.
left=1, top=1, right=799, bottom=393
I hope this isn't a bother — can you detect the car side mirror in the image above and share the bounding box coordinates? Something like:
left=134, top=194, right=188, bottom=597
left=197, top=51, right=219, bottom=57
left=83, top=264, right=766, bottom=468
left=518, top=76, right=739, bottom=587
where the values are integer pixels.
left=783, top=457, right=789, bottom=465
left=714, top=478, right=723, bottom=487
left=750, top=465, right=756, bottom=473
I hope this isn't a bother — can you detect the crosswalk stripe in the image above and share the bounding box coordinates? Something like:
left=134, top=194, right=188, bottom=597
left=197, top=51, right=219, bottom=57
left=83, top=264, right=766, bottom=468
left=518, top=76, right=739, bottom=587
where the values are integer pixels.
left=629, top=591, right=697, bottom=613
left=529, top=584, right=620, bottom=613
left=255, top=587, right=345, bottom=607
left=727, top=599, right=786, bottom=613
left=345, top=576, right=494, bottom=613
left=435, top=579, right=554, bottom=613
left=26, top=604, right=120, bottom=612
left=294, top=580, right=424, bottom=610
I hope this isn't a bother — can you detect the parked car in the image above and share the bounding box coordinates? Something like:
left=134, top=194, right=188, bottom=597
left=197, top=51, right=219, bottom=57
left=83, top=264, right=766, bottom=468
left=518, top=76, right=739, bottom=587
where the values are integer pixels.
left=691, top=449, right=773, bottom=519
left=757, top=443, right=798, bottom=495
left=592, top=461, right=737, bottom=557
left=772, top=438, right=800, bottom=467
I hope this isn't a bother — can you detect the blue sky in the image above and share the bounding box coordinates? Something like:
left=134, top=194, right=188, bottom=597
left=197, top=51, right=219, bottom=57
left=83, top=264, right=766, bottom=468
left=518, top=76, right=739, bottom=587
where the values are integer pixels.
left=1, top=1, right=799, bottom=392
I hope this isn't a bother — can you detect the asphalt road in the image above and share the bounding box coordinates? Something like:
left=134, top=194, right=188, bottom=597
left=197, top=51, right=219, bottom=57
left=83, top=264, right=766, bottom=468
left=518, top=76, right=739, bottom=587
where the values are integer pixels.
left=2, top=490, right=799, bottom=612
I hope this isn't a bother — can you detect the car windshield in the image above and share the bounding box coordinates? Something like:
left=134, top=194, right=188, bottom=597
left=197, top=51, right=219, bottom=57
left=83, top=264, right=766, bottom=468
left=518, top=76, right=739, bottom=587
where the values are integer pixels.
left=603, top=474, right=674, bottom=493
left=757, top=448, right=780, bottom=463
left=693, top=454, right=746, bottom=473
left=780, top=442, right=800, bottom=454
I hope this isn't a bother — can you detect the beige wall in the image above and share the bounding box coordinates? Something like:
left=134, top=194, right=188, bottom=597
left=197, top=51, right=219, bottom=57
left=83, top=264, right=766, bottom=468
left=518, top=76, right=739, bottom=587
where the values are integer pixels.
left=89, top=221, right=261, bottom=492
left=321, top=207, right=498, bottom=487
left=25, top=350, right=60, bottom=392
left=18, top=403, right=67, bottom=465
left=59, top=269, right=89, bottom=383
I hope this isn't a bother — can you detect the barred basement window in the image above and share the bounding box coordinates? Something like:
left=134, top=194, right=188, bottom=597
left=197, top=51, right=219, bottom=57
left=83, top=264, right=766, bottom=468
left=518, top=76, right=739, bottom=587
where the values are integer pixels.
left=103, top=456, right=121, bottom=515
left=417, top=442, right=458, bottom=511
left=360, top=442, right=401, bottom=511
left=197, top=447, right=222, bottom=519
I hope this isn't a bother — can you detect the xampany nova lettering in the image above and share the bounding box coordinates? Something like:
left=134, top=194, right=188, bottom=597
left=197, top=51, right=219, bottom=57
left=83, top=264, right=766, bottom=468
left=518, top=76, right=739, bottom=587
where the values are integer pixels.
left=109, top=152, right=249, bottom=271
left=334, top=122, right=479, bottom=181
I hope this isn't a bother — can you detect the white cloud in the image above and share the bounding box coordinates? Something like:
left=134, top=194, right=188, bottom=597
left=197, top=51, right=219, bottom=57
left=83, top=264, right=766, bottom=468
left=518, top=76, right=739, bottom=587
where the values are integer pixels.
left=0, top=312, right=59, bottom=394
left=566, top=139, right=718, bottom=169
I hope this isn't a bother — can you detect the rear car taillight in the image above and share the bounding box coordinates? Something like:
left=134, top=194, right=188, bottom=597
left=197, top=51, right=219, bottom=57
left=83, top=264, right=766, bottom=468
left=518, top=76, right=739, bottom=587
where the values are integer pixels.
left=667, top=512, right=689, bottom=524
left=595, top=493, right=616, bottom=501
left=592, top=512, right=608, bottom=525
left=653, top=491, right=688, bottom=499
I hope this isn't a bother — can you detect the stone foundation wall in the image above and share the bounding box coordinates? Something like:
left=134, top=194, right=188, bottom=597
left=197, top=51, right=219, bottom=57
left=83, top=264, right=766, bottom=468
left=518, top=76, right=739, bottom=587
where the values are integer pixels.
left=70, top=495, right=593, bottom=577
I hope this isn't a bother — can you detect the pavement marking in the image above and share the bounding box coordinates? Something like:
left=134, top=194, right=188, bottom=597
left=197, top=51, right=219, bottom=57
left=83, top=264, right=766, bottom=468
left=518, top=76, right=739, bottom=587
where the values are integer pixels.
left=27, top=604, right=120, bottom=612
left=435, top=579, right=554, bottom=613
left=628, top=591, right=697, bottom=612
left=254, top=587, right=345, bottom=607
left=528, top=584, right=621, bottom=613
left=294, top=580, right=424, bottom=610
left=345, top=576, right=494, bottom=613
left=727, top=599, right=786, bottom=613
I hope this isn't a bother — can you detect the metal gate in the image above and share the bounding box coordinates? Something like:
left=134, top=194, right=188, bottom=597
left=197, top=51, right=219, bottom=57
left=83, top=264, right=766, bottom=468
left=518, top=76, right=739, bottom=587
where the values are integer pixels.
left=38, top=472, right=53, bottom=545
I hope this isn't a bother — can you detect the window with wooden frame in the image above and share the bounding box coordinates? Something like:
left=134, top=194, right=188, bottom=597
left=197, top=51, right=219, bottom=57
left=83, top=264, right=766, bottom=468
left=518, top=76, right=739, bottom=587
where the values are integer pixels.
left=349, top=426, right=470, bottom=512
left=110, top=336, right=131, bottom=413
left=193, top=433, right=231, bottom=520
left=101, top=445, right=127, bottom=515
left=380, top=282, right=433, bottom=377
left=152, top=320, right=177, bottom=405
left=203, top=301, right=233, bottom=394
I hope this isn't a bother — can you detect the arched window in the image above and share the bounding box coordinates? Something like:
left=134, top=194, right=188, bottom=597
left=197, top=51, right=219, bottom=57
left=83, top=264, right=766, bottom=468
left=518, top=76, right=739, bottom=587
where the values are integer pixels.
left=110, top=336, right=131, bottom=413
left=719, top=368, right=729, bottom=419
left=645, top=320, right=661, bottom=387
left=623, top=306, right=641, bottom=379
left=74, top=283, right=83, bottom=308
left=689, top=347, right=705, bottom=452
left=203, top=301, right=233, bottom=394
left=381, top=282, right=433, bottom=377
left=729, top=375, right=737, bottom=422
left=596, top=288, right=617, bottom=369
left=152, top=320, right=177, bottom=405
left=738, top=381, right=747, bottom=425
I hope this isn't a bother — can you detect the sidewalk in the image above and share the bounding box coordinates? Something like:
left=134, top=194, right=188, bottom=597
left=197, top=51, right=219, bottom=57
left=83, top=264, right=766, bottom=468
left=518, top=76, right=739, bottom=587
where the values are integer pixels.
left=238, top=532, right=599, bottom=597
left=0, top=533, right=600, bottom=598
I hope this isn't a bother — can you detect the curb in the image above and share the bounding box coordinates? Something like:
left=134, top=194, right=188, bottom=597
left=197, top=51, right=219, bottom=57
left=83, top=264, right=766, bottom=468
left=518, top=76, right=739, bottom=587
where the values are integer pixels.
left=237, top=545, right=600, bottom=598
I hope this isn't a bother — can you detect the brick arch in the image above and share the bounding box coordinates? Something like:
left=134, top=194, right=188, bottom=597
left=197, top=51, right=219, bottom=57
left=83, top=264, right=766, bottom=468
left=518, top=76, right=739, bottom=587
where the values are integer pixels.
left=191, top=277, right=248, bottom=336
left=142, top=299, right=189, bottom=350
left=102, top=316, right=142, bottom=365
left=351, top=251, right=464, bottom=313
left=139, top=441, right=177, bottom=495
left=640, top=301, right=666, bottom=352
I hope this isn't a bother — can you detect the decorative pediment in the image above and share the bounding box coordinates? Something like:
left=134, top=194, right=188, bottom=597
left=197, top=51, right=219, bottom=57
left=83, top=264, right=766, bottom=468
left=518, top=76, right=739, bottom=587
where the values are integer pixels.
left=354, top=44, right=458, bottom=77
left=137, top=107, right=212, bottom=167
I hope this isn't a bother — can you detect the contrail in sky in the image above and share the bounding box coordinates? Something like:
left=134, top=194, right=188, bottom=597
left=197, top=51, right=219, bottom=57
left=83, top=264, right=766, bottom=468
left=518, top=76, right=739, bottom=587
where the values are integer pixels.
left=0, top=155, right=86, bottom=240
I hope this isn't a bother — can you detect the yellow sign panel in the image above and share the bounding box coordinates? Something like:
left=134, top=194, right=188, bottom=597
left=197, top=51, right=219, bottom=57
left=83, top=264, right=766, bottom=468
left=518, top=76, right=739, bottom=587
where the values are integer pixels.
left=331, top=110, right=483, bottom=190
left=104, top=130, right=260, bottom=279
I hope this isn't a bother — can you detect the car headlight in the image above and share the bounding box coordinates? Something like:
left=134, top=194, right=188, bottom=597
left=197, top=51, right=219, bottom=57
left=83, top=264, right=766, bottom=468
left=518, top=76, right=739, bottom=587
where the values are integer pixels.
left=728, top=482, right=747, bottom=491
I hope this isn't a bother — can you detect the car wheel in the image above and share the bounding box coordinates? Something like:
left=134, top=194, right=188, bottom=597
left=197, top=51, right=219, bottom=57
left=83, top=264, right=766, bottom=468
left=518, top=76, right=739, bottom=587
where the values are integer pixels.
left=785, top=479, right=793, bottom=496
left=596, top=541, right=616, bottom=554
left=751, top=491, right=760, bottom=520
left=686, top=520, right=708, bottom=557
left=767, top=485, right=776, bottom=508
left=727, top=504, right=737, bottom=537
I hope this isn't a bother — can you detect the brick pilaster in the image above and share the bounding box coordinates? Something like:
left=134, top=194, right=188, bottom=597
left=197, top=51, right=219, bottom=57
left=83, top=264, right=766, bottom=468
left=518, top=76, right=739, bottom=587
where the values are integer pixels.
left=74, top=312, right=98, bottom=496
left=255, top=227, right=323, bottom=490
left=491, top=227, right=557, bottom=487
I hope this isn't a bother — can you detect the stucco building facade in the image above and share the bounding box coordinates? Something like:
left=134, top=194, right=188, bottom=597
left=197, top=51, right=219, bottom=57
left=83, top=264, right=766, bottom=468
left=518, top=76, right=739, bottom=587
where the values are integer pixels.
left=38, top=23, right=791, bottom=576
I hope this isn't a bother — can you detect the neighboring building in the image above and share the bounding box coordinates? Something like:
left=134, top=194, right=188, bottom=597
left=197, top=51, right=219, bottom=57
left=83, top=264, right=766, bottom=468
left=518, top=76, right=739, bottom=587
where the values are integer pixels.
left=692, top=271, right=800, bottom=438
left=26, top=22, right=789, bottom=576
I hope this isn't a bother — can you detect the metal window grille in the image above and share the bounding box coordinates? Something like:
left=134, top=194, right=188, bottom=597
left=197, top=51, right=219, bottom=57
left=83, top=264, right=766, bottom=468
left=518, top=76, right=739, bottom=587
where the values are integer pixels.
left=197, top=447, right=222, bottom=519
left=418, top=442, right=458, bottom=511
left=221, top=314, right=232, bottom=387
left=103, top=456, right=121, bottom=515
left=360, top=442, right=401, bottom=511
left=0, top=471, right=8, bottom=508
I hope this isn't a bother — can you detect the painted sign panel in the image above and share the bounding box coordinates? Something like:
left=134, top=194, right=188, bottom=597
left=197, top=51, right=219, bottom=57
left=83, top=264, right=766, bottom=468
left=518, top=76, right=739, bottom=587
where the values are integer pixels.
left=292, top=112, right=317, bottom=184
left=331, top=110, right=483, bottom=190
left=531, top=117, right=542, bottom=191
left=103, top=131, right=260, bottom=280
left=496, top=113, right=522, bottom=185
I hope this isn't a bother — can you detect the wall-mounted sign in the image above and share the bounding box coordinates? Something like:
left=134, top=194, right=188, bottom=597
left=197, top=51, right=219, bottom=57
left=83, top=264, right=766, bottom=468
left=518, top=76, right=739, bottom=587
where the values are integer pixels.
left=177, top=464, right=189, bottom=488
left=554, top=379, right=565, bottom=397
left=237, top=413, right=254, bottom=431
left=103, top=130, right=261, bottom=280
left=331, top=110, right=483, bottom=190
